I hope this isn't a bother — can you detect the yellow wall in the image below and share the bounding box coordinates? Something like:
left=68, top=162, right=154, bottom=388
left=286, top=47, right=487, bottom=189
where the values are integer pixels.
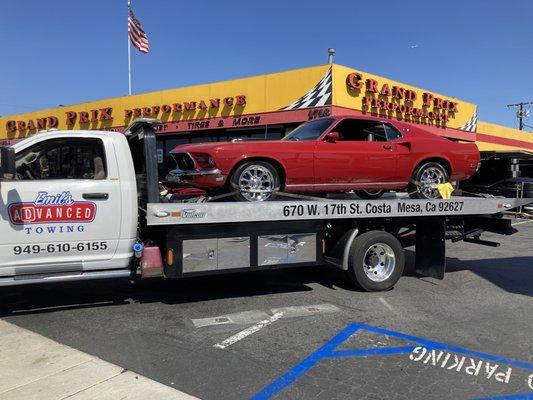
left=0, top=65, right=329, bottom=140
left=2, top=63, right=532, bottom=155
left=476, top=121, right=533, bottom=152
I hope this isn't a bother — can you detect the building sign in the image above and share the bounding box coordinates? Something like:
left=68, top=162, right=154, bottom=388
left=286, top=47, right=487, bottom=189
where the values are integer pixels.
left=5, top=95, right=247, bottom=134
left=123, top=95, right=246, bottom=119
left=6, top=116, right=59, bottom=133
left=346, top=72, right=458, bottom=125
left=65, top=108, right=113, bottom=125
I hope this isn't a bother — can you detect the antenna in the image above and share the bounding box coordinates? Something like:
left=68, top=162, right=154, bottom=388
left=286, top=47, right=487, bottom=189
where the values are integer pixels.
left=507, top=101, right=533, bottom=130
left=328, top=48, right=336, bottom=64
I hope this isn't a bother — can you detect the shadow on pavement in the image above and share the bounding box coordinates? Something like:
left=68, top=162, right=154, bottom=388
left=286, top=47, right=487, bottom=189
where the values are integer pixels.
left=445, top=256, right=533, bottom=297
left=0, top=269, right=322, bottom=317
left=405, top=249, right=533, bottom=297
left=1, top=252, right=531, bottom=316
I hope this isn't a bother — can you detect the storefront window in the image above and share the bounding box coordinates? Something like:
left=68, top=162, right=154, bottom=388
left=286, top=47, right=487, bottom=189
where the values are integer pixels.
left=190, top=135, right=218, bottom=143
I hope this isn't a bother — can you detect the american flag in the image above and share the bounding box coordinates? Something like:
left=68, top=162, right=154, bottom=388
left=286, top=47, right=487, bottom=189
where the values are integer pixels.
left=128, top=8, right=149, bottom=54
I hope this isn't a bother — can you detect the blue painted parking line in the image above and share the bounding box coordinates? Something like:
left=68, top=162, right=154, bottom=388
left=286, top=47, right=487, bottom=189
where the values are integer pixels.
left=474, top=394, right=533, bottom=400
left=251, top=323, right=533, bottom=400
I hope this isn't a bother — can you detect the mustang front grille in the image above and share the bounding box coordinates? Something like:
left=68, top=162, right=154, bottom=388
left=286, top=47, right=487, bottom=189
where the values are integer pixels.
left=173, top=153, right=196, bottom=170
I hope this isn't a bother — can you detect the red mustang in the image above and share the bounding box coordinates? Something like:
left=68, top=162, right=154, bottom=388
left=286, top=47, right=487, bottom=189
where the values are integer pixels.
left=169, top=116, right=480, bottom=201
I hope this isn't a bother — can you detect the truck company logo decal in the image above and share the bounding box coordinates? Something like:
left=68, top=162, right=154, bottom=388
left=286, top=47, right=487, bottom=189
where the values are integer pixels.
left=171, top=209, right=206, bottom=219
left=8, top=191, right=96, bottom=225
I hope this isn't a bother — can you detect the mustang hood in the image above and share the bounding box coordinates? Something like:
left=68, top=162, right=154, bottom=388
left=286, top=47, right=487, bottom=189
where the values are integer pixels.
left=171, top=140, right=283, bottom=154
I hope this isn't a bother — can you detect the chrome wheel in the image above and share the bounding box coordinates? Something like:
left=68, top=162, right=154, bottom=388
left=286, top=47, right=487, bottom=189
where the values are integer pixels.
left=238, top=164, right=275, bottom=201
left=418, top=166, right=447, bottom=198
left=363, top=243, right=396, bottom=282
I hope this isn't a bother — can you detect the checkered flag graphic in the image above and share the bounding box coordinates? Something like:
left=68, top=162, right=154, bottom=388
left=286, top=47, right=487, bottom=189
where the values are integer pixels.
left=280, top=68, right=332, bottom=110
left=458, top=110, right=477, bottom=132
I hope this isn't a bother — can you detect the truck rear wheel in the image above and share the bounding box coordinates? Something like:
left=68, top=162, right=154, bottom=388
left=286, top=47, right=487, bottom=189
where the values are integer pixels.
left=347, top=230, right=405, bottom=291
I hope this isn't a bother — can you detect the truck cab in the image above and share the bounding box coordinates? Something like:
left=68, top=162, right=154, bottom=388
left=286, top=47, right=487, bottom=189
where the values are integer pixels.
left=0, top=130, right=137, bottom=285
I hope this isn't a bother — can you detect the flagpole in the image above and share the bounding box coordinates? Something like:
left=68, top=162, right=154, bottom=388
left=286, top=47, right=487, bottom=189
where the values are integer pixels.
left=127, top=0, right=132, bottom=95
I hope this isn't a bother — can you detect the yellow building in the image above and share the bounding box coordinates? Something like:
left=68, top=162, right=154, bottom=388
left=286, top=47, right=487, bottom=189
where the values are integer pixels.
left=2, top=63, right=532, bottom=159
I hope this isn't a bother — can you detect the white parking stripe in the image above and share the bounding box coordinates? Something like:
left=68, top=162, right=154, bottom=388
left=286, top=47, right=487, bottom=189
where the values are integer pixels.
left=270, top=303, right=340, bottom=317
left=213, top=312, right=284, bottom=349
left=378, top=297, right=395, bottom=312
left=192, top=310, right=270, bottom=328
left=193, top=303, right=340, bottom=329
left=511, top=219, right=533, bottom=226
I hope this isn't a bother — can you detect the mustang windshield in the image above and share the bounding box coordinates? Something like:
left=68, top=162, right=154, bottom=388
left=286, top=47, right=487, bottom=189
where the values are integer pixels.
left=283, top=118, right=335, bottom=141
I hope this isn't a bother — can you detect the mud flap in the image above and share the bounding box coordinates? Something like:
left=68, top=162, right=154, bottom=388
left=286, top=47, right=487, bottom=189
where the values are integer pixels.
left=415, top=217, right=446, bottom=279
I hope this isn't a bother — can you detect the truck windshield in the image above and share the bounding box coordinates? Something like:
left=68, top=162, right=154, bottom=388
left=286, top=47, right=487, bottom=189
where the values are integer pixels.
left=283, top=118, right=334, bottom=141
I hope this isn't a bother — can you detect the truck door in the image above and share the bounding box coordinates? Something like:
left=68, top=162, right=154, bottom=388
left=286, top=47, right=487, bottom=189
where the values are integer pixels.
left=0, top=136, right=121, bottom=277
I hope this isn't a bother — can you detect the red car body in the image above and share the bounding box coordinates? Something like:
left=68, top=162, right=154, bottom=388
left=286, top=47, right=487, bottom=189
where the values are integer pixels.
left=169, top=116, right=480, bottom=194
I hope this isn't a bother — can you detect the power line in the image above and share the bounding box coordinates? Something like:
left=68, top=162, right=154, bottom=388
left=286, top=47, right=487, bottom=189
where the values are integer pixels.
left=507, top=101, right=533, bottom=130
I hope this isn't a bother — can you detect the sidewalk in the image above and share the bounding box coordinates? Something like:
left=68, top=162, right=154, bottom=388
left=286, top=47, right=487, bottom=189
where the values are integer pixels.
left=0, top=319, right=199, bottom=400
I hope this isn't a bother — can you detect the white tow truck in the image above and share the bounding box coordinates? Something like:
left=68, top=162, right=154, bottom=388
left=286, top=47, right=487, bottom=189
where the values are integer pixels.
left=0, top=119, right=530, bottom=291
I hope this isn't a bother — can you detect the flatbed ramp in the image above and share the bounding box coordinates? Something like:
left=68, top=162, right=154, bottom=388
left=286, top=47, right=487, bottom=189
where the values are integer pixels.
left=147, top=197, right=531, bottom=225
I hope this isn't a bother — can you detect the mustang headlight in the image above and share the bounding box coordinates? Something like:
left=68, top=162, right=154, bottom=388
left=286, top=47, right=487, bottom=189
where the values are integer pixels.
left=191, top=153, right=216, bottom=169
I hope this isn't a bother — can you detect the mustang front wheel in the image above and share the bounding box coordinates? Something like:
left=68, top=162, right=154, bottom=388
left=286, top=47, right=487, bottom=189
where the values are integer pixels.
left=408, top=162, right=449, bottom=199
left=230, top=161, right=280, bottom=202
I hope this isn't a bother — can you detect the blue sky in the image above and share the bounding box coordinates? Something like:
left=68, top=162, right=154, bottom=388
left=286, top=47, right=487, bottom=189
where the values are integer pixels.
left=1, top=0, right=532, bottom=129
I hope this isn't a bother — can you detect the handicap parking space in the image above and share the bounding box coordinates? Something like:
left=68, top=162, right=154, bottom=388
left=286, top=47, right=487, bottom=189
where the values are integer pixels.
left=0, top=221, right=532, bottom=399
left=253, top=323, right=533, bottom=400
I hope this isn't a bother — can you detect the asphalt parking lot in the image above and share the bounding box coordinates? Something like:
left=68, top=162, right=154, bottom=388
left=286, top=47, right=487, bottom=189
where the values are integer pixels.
left=1, top=219, right=532, bottom=400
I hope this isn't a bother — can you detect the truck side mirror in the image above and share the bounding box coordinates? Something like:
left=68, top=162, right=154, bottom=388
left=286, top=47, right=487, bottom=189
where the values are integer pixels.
left=325, top=131, right=340, bottom=143
left=0, top=146, right=16, bottom=180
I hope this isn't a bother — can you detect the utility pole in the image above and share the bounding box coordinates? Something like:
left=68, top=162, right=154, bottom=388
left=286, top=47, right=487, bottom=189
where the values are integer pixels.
left=506, top=101, right=533, bottom=130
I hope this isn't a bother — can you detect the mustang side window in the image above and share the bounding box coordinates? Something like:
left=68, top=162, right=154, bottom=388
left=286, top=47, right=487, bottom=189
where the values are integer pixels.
left=15, top=138, right=106, bottom=180
left=384, top=124, right=402, bottom=140
left=283, top=118, right=335, bottom=141
left=334, top=119, right=388, bottom=142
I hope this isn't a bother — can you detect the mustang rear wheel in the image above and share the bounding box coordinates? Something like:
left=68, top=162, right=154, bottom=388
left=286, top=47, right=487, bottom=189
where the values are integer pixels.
left=230, top=161, right=280, bottom=202
left=408, top=162, right=449, bottom=199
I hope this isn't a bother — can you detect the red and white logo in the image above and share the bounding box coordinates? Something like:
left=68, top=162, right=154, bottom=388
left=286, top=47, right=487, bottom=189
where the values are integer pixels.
left=8, top=191, right=96, bottom=225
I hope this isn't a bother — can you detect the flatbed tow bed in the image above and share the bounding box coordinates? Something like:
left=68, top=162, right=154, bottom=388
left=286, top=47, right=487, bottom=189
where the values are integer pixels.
left=126, top=120, right=530, bottom=291
left=143, top=193, right=529, bottom=290
left=0, top=119, right=530, bottom=291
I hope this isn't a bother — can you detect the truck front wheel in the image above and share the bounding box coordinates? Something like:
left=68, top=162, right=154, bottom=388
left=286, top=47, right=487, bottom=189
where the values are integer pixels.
left=347, top=230, right=405, bottom=291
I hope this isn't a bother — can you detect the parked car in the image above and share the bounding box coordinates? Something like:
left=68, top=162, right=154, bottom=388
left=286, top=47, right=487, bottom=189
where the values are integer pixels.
left=169, top=116, right=480, bottom=201
left=461, top=177, right=533, bottom=213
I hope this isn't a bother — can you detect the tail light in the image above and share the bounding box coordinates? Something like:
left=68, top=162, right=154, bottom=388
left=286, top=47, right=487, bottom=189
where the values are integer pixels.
left=469, top=161, right=481, bottom=172
left=141, top=246, right=164, bottom=278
